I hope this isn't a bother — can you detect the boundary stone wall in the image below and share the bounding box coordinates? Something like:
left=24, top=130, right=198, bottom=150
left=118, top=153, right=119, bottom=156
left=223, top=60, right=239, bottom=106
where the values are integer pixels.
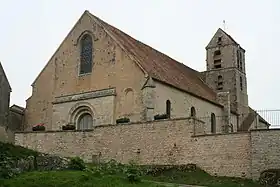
left=250, top=129, right=280, bottom=180
left=15, top=118, right=254, bottom=178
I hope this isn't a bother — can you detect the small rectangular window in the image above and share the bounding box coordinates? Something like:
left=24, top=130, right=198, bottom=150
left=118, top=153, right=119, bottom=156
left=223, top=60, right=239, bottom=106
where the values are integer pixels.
left=214, top=50, right=221, bottom=56
left=217, top=37, right=222, bottom=44
left=214, top=59, right=222, bottom=69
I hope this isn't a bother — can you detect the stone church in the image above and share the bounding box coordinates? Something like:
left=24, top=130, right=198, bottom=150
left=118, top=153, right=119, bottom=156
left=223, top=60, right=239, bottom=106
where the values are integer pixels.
left=22, top=10, right=269, bottom=133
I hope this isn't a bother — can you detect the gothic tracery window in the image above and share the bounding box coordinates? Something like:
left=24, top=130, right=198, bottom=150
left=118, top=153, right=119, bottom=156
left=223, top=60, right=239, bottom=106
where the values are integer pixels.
left=80, top=34, right=93, bottom=75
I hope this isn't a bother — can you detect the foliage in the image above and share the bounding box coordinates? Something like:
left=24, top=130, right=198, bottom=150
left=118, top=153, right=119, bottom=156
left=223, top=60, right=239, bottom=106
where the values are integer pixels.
left=124, top=161, right=142, bottom=183
left=62, top=124, right=76, bottom=130
left=0, top=142, right=38, bottom=159
left=141, top=164, right=262, bottom=187
left=142, top=164, right=197, bottom=177
left=0, top=157, right=20, bottom=179
left=32, top=124, right=45, bottom=131
left=154, top=114, right=168, bottom=120
left=68, top=157, right=86, bottom=171
left=0, top=142, right=38, bottom=180
left=1, top=170, right=165, bottom=187
left=116, top=117, right=130, bottom=124
left=259, top=169, right=280, bottom=186
left=0, top=142, right=264, bottom=187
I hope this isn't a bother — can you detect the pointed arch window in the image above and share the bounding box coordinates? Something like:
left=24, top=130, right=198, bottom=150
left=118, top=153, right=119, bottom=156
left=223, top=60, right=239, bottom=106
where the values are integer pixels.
left=166, top=100, right=171, bottom=118
left=80, top=34, right=93, bottom=75
left=211, top=113, right=216, bottom=133
left=190, top=107, right=196, bottom=117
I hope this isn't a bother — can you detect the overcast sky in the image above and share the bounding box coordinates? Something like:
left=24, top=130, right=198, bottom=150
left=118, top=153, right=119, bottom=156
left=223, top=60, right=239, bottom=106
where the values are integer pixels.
left=0, top=0, right=279, bottom=112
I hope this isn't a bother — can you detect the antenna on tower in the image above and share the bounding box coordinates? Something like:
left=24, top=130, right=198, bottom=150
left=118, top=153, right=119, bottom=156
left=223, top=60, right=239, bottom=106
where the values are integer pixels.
left=223, top=20, right=226, bottom=31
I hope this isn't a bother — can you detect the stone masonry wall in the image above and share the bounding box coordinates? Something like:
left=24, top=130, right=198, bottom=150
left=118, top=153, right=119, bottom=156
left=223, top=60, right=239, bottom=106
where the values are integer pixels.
left=154, top=81, right=226, bottom=134
left=250, top=129, right=280, bottom=180
left=15, top=118, right=252, bottom=178
left=24, top=12, right=147, bottom=130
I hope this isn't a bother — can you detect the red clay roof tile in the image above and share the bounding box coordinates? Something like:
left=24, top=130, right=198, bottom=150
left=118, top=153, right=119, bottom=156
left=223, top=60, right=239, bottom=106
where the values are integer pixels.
left=89, top=12, right=220, bottom=105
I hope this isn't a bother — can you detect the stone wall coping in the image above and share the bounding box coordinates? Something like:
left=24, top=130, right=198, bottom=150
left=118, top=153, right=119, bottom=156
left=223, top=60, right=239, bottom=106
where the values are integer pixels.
left=15, top=117, right=202, bottom=134
left=250, top=128, right=280, bottom=132
left=192, top=131, right=250, bottom=138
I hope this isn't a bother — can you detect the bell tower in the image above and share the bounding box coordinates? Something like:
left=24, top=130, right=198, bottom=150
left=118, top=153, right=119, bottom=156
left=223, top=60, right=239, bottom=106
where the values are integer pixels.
left=204, top=28, right=249, bottom=116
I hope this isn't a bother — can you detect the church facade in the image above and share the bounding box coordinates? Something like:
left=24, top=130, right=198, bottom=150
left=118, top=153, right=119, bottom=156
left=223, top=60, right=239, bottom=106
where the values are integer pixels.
left=23, top=10, right=269, bottom=133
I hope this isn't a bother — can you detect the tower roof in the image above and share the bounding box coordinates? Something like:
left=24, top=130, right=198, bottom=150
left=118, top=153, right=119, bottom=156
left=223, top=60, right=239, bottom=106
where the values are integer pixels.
left=206, top=28, right=245, bottom=51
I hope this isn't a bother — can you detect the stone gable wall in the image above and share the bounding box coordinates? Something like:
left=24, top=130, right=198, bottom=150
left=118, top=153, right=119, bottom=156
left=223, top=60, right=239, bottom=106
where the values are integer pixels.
left=15, top=118, right=252, bottom=178
left=24, top=13, right=147, bottom=130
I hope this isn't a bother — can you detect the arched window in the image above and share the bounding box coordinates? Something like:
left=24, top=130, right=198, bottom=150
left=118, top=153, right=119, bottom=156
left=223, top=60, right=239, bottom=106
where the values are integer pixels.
left=166, top=100, right=171, bottom=118
left=211, top=113, right=216, bottom=133
left=229, top=124, right=234, bottom=133
left=80, top=34, right=93, bottom=75
left=77, top=113, right=93, bottom=130
left=190, top=107, right=196, bottom=117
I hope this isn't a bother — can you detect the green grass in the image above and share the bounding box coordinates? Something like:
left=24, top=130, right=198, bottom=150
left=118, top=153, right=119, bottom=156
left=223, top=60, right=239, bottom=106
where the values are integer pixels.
left=0, top=142, right=263, bottom=187
left=142, top=167, right=262, bottom=187
left=0, top=171, right=166, bottom=187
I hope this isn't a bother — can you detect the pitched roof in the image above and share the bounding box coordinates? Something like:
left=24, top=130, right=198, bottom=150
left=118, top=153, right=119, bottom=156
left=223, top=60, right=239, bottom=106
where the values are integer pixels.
left=87, top=12, right=221, bottom=106
left=0, top=62, right=11, bottom=91
left=206, top=28, right=245, bottom=52
left=238, top=107, right=270, bottom=131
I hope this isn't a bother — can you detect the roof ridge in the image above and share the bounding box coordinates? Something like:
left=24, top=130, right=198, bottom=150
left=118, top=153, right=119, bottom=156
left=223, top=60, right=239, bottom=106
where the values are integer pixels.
left=86, top=11, right=220, bottom=106
left=86, top=12, right=149, bottom=77
left=0, top=61, right=12, bottom=90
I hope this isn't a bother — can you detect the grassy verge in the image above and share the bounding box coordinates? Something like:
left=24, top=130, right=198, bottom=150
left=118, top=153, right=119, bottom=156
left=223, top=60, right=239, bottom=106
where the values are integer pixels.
left=0, top=142, right=263, bottom=187
left=142, top=167, right=261, bottom=187
left=1, top=170, right=166, bottom=187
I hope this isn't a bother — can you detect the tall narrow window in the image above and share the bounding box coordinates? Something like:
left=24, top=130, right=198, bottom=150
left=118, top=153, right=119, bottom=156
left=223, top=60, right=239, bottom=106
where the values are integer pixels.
left=190, top=107, right=196, bottom=117
left=217, top=75, right=223, bottom=90
left=166, top=100, right=171, bottom=118
left=240, top=76, right=243, bottom=91
left=237, top=50, right=243, bottom=71
left=80, top=34, right=93, bottom=75
left=239, top=51, right=243, bottom=71
left=211, top=113, right=216, bottom=133
left=217, top=36, right=222, bottom=44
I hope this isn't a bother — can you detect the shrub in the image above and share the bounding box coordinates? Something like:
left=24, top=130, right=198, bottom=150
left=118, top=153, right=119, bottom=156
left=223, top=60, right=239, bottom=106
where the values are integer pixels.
left=259, top=169, right=280, bottom=186
left=116, top=117, right=130, bottom=124
left=143, top=164, right=198, bottom=176
left=62, top=124, right=76, bottom=130
left=124, top=161, right=142, bottom=183
left=68, top=157, right=86, bottom=171
left=154, top=114, right=168, bottom=120
left=0, top=157, right=21, bottom=179
left=32, top=124, right=45, bottom=131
